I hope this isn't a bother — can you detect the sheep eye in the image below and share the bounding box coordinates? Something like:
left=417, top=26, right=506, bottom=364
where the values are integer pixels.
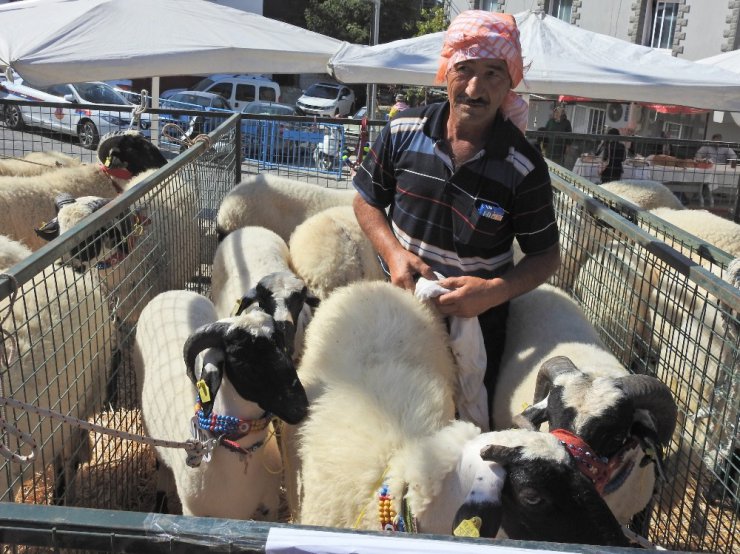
left=519, top=488, right=543, bottom=506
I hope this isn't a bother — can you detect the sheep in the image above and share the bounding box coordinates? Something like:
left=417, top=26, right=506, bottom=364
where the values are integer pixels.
left=649, top=207, right=740, bottom=258
left=288, top=205, right=385, bottom=300
left=0, top=151, right=81, bottom=177
left=0, top=131, right=167, bottom=251
left=210, top=226, right=318, bottom=360
left=288, top=281, right=629, bottom=546
left=0, top=235, right=115, bottom=504
left=600, top=179, right=685, bottom=211
left=215, top=173, right=356, bottom=242
left=554, top=179, right=685, bottom=293
left=0, top=233, right=32, bottom=272
left=494, top=284, right=678, bottom=526
left=134, top=289, right=308, bottom=519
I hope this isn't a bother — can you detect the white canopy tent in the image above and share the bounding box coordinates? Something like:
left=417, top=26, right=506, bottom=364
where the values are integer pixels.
left=696, top=49, right=740, bottom=73
left=327, top=10, right=740, bottom=112
left=0, top=0, right=343, bottom=86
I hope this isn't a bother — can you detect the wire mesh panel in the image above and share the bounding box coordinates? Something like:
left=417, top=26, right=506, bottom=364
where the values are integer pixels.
left=550, top=172, right=739, bottom=553
left=1, top=109, right=739, bottom=552
left=0, top=116, right=239, bottom=516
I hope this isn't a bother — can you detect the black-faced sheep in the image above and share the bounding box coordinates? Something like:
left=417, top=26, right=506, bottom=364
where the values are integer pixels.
left=289, top=281, right=628, bottom=546
left=0, top=151, right=81, bottom=177
left=134, top=290, right=308, bottom=519
left=494, top=284, right=677, bottom=526
left=211, top=226, right=318, bottom=360
left=288, top=205, right=385, bottom=301
left=0, top=234, right=115, bottom=504
left=0, top=132, right=166, bottom=251
left=215, top=173, right=355, bottom=242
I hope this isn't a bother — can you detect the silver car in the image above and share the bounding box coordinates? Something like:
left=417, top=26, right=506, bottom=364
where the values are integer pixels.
left=0, top=79, right=151, bottom=149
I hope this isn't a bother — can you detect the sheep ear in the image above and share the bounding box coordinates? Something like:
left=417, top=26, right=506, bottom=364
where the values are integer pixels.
left=35, top=218, right=60, bottom=241
left=515, top=398, right=549, bottom=430
left=480, top=444, right=519, bottom=465
left=305, top=292, right=321, bottom=309
left=233, top=288, right=259, bottom=316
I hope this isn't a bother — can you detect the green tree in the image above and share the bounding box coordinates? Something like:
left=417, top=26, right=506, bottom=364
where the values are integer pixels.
left=415, top=2, right=449, bottom=36
left=305, top=0, right=424, bottom=44
left=263, top=0, right=310, bottom=28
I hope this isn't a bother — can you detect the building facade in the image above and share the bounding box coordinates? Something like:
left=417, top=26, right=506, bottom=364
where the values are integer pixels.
left=449, top=0, right=740, bottom=141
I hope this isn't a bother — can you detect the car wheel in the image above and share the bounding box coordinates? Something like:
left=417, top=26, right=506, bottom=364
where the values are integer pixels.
left=4, top=104, right=25, bottom=130
left=78, top=119, right=99, bottom=150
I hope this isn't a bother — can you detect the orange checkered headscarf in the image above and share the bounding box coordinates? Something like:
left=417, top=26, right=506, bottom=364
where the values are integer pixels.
left=436, top=10, right=528, bottom=132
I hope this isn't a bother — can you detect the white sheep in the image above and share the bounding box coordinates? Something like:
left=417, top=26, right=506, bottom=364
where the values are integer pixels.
left=0, top=235, right=115, bottom=504
left=600, top=179, right=685, bottom=211
left=494, top=284, right=677, bottom=526
left=134, top=289, right=308, bottom=519
left=0, top=132, right=167, bottom=251
left=0, top=233, right=32, bottom=272
left=0, top=151, right=81, bottom=177
left=554, top=179, right=685, bottom=293
left=288, top=205, right=385, bottom=300
left=289, top=281, right=629, bottom=546
left=211, top=226, right=317, bottom=360
left=649, top=207, right=739, bottom=258
left=215, top=173, right=355, bottom=242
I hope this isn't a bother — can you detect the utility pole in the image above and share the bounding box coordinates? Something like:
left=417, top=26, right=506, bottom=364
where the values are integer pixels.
left=367, top=0, right=380, bottom=119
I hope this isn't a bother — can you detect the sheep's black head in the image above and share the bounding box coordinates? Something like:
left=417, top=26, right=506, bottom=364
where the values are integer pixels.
left=235, top=271, right=320, bottom=358
left=183, top=311, right=309, bottom=425
left=97, top=130, right=167, bottom=176
left=459, top=430, right=628, bottom=546
left=517, top=356, right=677, bottom=458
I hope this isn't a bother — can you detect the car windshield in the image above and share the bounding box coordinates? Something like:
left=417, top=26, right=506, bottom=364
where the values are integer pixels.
left=170, top=93, right=216, bottom=109
left=192, top=78, right=215, bottom=92
left=243, top=103, right=294, bottom=116
left=304, top=84, right=339, bottom=100
left=73, top=82, right=130, bottom=105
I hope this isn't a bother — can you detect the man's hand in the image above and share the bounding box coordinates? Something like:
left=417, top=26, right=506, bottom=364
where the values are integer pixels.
left=387, top=249, right=435, bottom=291
left=434, top=275, right=503, bottom=318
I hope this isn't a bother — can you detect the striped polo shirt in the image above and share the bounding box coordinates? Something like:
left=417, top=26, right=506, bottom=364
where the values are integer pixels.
left=353, top=101, right=559, bottom=279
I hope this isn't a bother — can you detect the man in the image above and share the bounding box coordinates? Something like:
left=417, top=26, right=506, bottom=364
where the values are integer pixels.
left=352, top=10, right=560, bottom=429
left=695, top=133, right=737, bottom=164
left=544, top=105, right=572, bottom=166
left=388, top=93, right=410, bottom=118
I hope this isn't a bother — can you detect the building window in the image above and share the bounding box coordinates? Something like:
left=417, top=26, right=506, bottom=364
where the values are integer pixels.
left=663, top=121, right=688, bottom=140
left=548, top=0, right=573, bottom=23
left=479, top=0, right=502, bottom=11
left=647, top=1, right=678, bottom=49
left=587, top=107, right=606, bottom=135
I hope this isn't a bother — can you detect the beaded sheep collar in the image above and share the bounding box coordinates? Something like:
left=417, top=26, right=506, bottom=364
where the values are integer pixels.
left=550, top=428, right=639, bottom=495
left=194, top=396, right=271, bottom=441
left=377, top=482, right=417, bottom=533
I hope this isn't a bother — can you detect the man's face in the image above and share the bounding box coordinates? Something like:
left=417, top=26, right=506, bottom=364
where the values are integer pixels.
left=446, top=58, right=512, bottom=125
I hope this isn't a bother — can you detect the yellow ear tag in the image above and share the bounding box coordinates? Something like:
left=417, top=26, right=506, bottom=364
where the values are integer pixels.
left=231, top=298, right=242, bottom=317
left=196, top=379, right=211, bottom=403
left=104, top=155, right=112, bottom=168
left=453, top=516, right=482, bottom=538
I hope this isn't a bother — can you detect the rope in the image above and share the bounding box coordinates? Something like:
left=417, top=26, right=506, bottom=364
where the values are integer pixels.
left=129, top=89, right=148, bottom=132
left=0, top=153, right=61, bottom=168
left=160, top=122, right=212, bottom=151
left=0, top=396, right=216, bottom=466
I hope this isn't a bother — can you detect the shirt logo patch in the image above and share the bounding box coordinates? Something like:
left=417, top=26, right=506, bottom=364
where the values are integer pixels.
left=477, top=202, right=505, bottom=221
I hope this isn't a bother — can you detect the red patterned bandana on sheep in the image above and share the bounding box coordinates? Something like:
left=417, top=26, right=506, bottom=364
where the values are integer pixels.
left=435, top=10, right=528, bottom=132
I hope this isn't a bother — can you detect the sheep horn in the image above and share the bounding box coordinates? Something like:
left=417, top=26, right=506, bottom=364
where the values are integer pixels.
left=182, top=321, right=229, bottom=383
left=616, top=374, right=678, bottom=446
left=533, top=356, right=580, bottom=403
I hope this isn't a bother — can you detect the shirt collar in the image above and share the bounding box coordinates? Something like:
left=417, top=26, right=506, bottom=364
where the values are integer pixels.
left=423, top=101, right=512, bottom=160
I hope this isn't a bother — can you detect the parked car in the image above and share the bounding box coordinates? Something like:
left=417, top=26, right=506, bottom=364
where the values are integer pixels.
left=240, top=100, right=301, bottom=161
left=159, top=90, right=233, bottom=140
left=0, top=79, right=152, bottom=149
left=192, top=74, right=281, bottom=112
left=295, top=82, right=356, bottom=117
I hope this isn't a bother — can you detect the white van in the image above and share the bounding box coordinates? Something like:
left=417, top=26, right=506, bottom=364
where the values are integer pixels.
left=193, top=74, right=281, bottom=111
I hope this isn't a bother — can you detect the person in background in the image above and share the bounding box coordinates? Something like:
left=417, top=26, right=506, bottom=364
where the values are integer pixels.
left=695, top=133, right=737, bottom=164
left=544, top=105, right=572, bottom=165
left=388, top=93, right=410, bottom=118
left=597, top=128, right=626, bottom=183
left=352, top=10, right=560, bottom=430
